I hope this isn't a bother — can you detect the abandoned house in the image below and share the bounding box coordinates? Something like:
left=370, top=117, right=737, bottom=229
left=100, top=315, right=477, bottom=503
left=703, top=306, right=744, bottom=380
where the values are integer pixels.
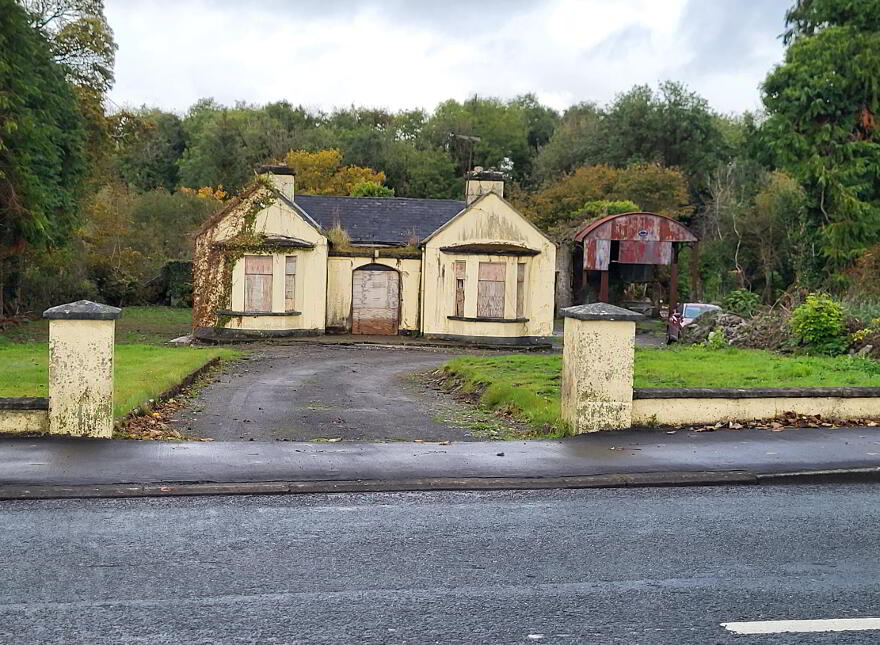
left=192, top=166, right=556, bottom=344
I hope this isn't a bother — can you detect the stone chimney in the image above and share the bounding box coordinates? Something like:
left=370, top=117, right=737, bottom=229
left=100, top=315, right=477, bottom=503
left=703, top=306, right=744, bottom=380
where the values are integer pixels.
left=257, top=164, right=295, bottom=202
left=465, top=166, right=504, bottom=205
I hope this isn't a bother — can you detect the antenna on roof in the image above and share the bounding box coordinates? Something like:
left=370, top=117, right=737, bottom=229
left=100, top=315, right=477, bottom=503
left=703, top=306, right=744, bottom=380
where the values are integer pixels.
left=448, top=133, right=481, bottom=176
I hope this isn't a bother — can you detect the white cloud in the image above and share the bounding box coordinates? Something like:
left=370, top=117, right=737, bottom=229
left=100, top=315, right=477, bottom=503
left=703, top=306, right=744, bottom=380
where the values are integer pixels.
left=105, top=0, right=788, bottom=115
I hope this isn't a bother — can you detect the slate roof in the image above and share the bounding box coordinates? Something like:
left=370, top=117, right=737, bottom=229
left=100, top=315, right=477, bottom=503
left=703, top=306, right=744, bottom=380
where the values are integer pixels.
left=293, top=194, right=466, bottom=245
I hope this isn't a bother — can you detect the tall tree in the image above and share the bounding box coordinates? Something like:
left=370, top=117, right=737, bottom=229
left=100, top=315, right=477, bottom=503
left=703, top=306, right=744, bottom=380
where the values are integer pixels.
left=0, top=0, right=87, bottom=311
left=761, top=0, right=880, bottom=276
left=20, top=0, right=117, bottom=94
left=114, top=108, right=186, bottom=192
left=532, top=102, right=603, bottom=183
left=597, top=82, right=729, bottom=192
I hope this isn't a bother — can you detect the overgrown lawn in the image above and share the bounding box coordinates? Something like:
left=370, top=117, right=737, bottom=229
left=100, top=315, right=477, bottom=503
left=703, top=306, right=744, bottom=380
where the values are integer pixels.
left=442, top=346, right=880, bottom=435
left=1, top=306, right=193, bottom=344
left=0, top=343, right=238, bottom=418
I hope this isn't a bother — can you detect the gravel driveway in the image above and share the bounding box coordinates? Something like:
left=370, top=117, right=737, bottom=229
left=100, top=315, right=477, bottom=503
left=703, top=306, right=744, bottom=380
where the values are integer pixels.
left=171, top=344, right=506, bottom=442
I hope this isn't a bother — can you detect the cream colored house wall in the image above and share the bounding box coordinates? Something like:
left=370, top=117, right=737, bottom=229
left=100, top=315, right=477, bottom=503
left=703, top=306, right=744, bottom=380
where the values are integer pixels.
left=421, top=193, right=555, bottom=339
left=326, top=257, right=421, bottom=331
left=213, top=193, right=328, bottom=333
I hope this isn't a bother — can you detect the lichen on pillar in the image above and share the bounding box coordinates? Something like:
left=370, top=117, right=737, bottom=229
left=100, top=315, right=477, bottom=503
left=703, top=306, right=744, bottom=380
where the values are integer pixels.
left=560, top=302, right=643, bottom=433
left=43, top=300, right=121, bottom=438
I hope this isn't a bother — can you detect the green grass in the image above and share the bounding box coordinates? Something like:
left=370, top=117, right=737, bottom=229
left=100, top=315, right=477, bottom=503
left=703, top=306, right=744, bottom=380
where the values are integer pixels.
left=1, top=306, right=193, bottom=345
left=0, top=343, right=238, bottom=419
left=442, top=346, right=880, bottom=435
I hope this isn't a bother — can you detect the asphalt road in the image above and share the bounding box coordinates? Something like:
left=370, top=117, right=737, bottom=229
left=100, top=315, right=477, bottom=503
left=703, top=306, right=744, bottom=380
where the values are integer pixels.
left=2, top=484, right=880, bottom=644
left=172, top=344, right=500, bottom=442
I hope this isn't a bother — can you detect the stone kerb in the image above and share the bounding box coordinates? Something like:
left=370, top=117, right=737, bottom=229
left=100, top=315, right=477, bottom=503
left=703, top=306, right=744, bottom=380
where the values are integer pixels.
left=43, top=300, right=121, bottom=438
left=561, top=303, right=643, bottom=433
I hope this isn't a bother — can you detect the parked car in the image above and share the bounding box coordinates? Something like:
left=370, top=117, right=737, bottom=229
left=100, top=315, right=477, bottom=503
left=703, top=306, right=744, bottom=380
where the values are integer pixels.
left=667, top=302, right=721, bottom=342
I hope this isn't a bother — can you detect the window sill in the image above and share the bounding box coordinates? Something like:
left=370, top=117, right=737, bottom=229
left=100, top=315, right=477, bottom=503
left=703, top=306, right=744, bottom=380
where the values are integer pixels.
left=218, top=310, right=302, bottom=317
left=447, top=316, right=529, bottom=323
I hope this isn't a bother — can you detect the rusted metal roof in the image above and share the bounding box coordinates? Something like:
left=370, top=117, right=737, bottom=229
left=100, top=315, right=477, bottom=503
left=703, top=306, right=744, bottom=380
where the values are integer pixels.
left=573, top=211, right=697, bottom=243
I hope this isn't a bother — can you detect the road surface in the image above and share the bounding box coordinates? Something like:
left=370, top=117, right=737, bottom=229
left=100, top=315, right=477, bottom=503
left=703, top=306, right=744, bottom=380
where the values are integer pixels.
left=2, top=484, right=879, bottom=643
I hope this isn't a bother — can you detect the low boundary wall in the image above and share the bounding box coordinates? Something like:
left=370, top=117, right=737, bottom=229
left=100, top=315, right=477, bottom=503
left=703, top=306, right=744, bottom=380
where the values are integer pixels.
left=0, top=398, right=49, bottom=434
left=632, top=387, right=880, bottom=426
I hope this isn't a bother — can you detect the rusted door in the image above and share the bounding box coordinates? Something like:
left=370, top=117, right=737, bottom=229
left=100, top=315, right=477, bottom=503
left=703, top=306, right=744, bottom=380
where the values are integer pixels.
left=352, top=268, right=399, bottom=335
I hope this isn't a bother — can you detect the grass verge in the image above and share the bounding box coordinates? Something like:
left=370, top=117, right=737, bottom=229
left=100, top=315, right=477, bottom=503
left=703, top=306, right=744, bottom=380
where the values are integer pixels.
left=0, top=343, right=238, bottom=419
left=441, top=346, right=880, bottom=435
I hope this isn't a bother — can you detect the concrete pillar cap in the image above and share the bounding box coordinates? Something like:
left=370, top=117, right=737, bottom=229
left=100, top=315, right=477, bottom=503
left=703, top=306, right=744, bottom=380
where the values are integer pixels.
left=560, top=303, right=644, bottom=321
left=43, top=300, right=122, bottom=320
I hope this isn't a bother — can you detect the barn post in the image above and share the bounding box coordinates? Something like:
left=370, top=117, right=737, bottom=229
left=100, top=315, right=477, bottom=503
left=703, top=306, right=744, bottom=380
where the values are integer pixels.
left=599, top=270, right=610, bottom=302
left=668, top=245, right=679, bottom=318
left=43, top=300, right=121, bottom=438
left=561, top=302, right=643, bottom=433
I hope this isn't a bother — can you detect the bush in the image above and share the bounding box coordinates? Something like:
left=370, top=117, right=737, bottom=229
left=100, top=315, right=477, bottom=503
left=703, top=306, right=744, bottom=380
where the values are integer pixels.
left=790, top=293, right=848, bottom=355
left=704, top=326, right=727, bottom=350
left=723, top=289, right=761, bottom=317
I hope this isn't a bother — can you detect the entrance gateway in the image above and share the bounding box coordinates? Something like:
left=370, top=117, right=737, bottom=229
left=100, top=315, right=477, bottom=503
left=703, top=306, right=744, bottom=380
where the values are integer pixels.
left=352, top=264, right=400, bottom=335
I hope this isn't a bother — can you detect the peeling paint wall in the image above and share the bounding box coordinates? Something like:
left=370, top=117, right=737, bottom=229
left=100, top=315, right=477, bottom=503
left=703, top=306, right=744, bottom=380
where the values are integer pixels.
left=422, top=194, right=556, bottom=339
left=48, top=319, right=114, bottom=438
left=0, top=409, right=48, bottom=434
left=194, top=187, right=329, bottom=334
left=562, top=318, right=635, bottom=432
left=326, top=257, right=421, bottom=331
left=632, top=397, right=880, bottom=426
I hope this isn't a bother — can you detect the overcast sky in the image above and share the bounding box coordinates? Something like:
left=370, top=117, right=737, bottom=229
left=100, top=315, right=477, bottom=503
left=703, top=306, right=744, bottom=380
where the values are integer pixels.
left=105, top=0, right=790, bottom=116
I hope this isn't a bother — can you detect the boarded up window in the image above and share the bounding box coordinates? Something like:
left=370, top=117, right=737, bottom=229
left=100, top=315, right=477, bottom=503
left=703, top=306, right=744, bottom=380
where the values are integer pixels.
left=244, top=255, right=273, bottom=313
left=454, top=261, right=466, bottom=317
left=477, top=262, right=505, bottom=318
left=516, top=263, right=526, bottom=318
left=285, top=256, right=297, bottom=311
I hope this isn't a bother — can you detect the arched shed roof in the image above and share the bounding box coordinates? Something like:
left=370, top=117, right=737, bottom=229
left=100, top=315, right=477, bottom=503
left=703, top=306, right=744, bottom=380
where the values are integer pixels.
left=573, top=211, right=697, bottom=243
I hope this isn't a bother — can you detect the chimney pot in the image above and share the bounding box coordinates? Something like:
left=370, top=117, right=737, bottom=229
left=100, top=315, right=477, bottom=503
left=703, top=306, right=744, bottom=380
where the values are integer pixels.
left=257, top=164, right=295, bottom=202
left=465, top=167, right=504, bottom=204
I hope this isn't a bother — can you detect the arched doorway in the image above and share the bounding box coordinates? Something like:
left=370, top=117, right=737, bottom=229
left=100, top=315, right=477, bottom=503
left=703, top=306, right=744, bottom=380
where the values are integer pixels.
left=352, top=264, right=400, bottom=335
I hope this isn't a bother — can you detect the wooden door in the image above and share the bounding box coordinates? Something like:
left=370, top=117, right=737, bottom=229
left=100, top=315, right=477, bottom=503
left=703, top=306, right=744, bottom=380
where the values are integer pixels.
left=352, top=269, right=399, bottom=335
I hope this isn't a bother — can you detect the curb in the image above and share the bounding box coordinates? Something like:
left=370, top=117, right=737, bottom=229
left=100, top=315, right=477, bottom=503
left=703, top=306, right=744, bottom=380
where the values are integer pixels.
left=0, top=471, right=755, bottom=500
left=2, top=468, right=878, bottom=501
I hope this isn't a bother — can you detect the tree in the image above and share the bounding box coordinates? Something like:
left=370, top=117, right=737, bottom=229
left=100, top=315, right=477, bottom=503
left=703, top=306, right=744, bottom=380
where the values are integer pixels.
left=517, top=164, right=691, bottom=231
left=426, top=96, right=533, bottom=180
left=285, top=149, right=389, bottom=195
left=114, top=108, right=186, bottom=192
left=178, top=106, right=250, bottom=193
left=20, top=0, right=117, bottom=95
left=0, top=0, right=87, bottom=312
left=532, top=103, right=602, bottom=183
left=597, top=82, right=729, bottom=192
left=760, top=0, right=880, bottom=275
left=349, top=181, right=394, bottom=197
left=698, top=162, right=807, bottom=300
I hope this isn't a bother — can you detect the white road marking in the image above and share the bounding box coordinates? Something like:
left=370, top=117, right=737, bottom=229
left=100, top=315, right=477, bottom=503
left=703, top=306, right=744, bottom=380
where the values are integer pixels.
left=722, top=618, right=880, bottom=634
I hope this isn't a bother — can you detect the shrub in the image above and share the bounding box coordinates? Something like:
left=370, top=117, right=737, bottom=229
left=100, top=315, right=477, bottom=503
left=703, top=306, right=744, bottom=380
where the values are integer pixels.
left=723, top=289, right=761, bottom=317
left=790, top=293, right=848, bottom=355
left=704, top=326, right=727, bottom=350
